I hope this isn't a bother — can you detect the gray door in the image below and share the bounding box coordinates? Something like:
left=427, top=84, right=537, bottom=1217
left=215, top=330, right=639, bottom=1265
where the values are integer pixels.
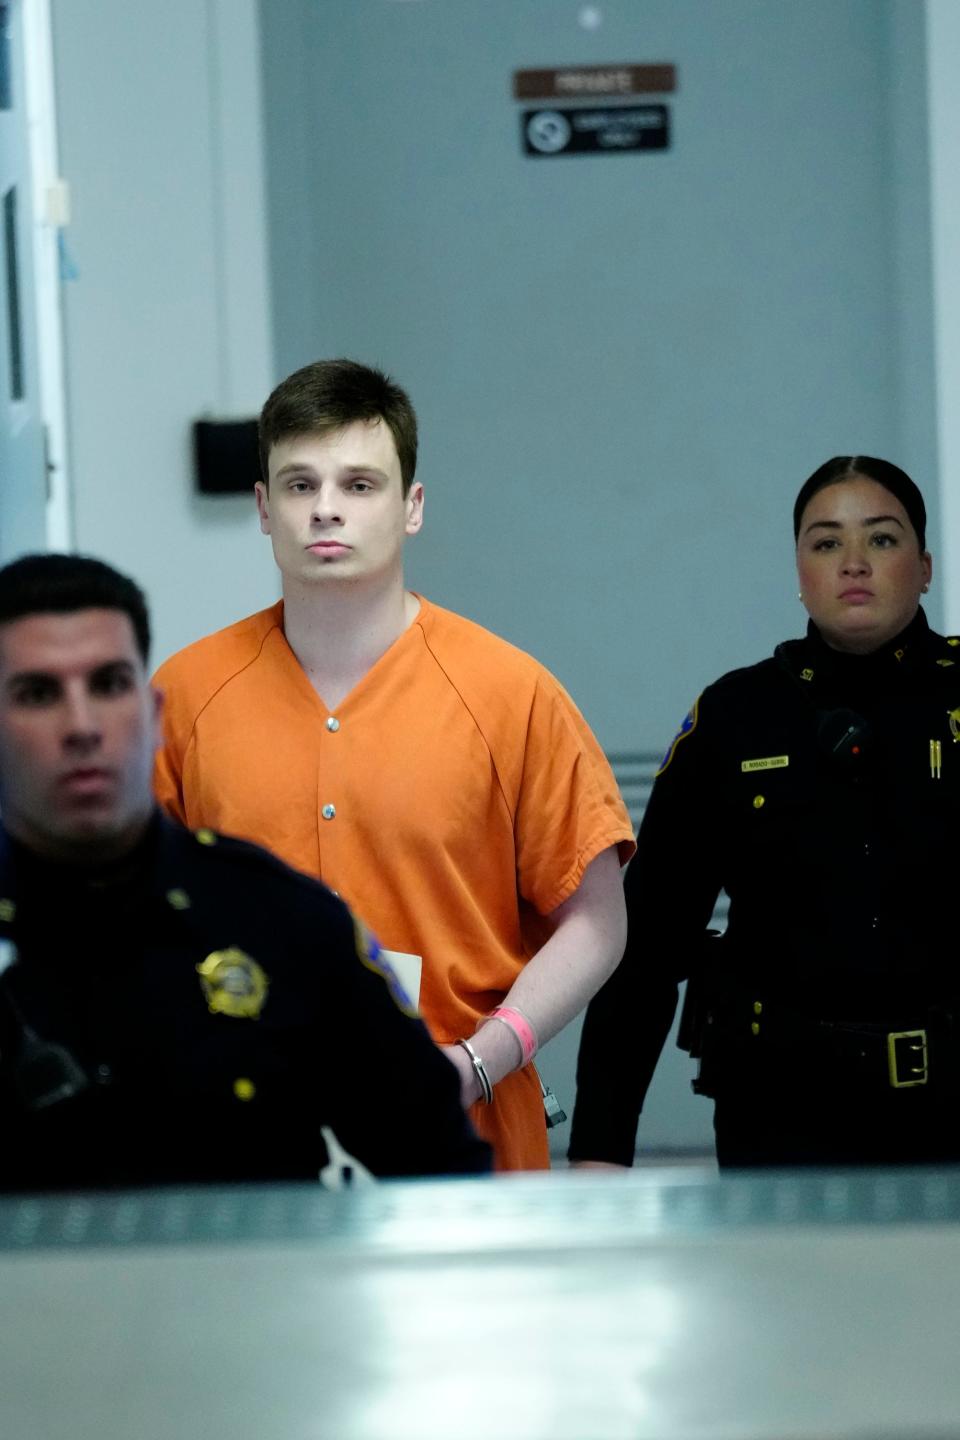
left=0, top=0, right=46, bottom=561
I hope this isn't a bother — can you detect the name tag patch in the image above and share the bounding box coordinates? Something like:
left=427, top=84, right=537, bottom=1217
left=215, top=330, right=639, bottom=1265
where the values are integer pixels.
left=741, top=755, right=789, bottom=773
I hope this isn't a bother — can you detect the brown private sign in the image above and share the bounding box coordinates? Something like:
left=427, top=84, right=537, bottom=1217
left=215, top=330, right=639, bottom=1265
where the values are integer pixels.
left=513, top=64, right=676, bottom=101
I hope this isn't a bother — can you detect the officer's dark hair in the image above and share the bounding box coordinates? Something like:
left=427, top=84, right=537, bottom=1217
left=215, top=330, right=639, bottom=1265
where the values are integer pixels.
left=793, top=456, right=927, bottom=551
left=259, top=358, right=418, bottom=495
left=0, top=553, right=151, bottom=663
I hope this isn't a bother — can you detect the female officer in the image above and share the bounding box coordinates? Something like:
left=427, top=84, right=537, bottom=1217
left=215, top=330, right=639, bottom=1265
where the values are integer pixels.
left=569, top=456, right=960, bottom=1167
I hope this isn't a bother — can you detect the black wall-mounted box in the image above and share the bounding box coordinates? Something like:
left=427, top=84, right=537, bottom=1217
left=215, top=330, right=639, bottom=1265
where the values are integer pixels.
left=193, top=418, right=260, bottom=494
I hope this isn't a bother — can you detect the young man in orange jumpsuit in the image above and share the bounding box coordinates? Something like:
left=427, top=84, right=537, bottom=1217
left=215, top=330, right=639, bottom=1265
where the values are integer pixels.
left=154, top=359, right=634, bottom=1169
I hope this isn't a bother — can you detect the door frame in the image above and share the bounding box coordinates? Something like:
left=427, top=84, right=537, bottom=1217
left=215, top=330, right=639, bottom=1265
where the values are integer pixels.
left=2, top=0, right=71, bottom=552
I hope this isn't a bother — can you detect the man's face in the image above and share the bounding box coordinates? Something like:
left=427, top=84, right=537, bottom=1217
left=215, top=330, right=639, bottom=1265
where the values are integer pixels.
left=255, top=418, right=424, bottom=589
left=0, top=609, right=162, bottom=862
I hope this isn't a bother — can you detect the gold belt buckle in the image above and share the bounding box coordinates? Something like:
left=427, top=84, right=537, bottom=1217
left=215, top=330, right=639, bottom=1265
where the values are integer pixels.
left=887, top=1029, right=928, bottom=1088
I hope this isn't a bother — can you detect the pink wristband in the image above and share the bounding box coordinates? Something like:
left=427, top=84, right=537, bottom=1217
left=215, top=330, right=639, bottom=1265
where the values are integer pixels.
left=488, top=1005, right=538, bottom=1066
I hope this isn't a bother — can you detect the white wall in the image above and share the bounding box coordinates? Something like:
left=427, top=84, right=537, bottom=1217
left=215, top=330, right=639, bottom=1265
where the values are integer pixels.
left=50, top=0, right=277, bottom=666
left=926, top=0, right=960, bottom=629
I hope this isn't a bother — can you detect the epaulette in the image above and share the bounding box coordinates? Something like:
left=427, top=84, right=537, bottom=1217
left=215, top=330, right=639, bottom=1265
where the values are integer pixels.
left=189, top=827, right=297, bottom=878
left=172, top=826, right=344, bottom=912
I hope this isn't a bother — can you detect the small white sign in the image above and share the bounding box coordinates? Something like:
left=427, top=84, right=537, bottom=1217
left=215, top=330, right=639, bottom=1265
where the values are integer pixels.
left=380, top=949, right=422, bottom=1007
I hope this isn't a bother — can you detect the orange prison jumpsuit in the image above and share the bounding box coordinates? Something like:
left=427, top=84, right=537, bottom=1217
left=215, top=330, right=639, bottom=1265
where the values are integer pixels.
left=154, top=597, right=635, bottom=1169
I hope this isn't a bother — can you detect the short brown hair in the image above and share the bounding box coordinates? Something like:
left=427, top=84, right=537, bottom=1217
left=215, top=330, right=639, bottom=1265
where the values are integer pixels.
left=258, top=358, right=418, bottom=493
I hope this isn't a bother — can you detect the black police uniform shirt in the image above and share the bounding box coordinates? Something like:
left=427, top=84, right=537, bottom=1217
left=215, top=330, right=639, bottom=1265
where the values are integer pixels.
left=0, top=813, right=491, bottom=1189
left=569, top=608, right=960, bottom=1165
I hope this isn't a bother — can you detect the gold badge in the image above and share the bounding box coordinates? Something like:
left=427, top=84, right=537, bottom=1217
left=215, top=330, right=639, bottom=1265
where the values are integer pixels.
left=949, top=708, right=960, bottom=744
left=197, top=948, right=269, bottom=1019
left=800, top=668, right=814, bottom=682
left=741, top=756, right=789, bottom=773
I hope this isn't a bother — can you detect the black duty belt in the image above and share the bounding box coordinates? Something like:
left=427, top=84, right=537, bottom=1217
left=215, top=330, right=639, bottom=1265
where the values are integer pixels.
left=818, top=1020, right=929, bottom=1089
left=717, top=997, right=959, bottom=1093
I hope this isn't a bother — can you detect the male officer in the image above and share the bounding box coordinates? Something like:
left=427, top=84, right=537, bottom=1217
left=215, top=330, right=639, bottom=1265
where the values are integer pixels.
left=0, top=552, right=490, bottom=1190
left=154, top=358, right=634, bottom=1169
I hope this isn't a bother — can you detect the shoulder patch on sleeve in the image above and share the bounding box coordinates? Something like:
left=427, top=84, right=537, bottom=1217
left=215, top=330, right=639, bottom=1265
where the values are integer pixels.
left=353, top=917, right=418, bottom=1018
left=656, top=696, right=700, bottom=776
